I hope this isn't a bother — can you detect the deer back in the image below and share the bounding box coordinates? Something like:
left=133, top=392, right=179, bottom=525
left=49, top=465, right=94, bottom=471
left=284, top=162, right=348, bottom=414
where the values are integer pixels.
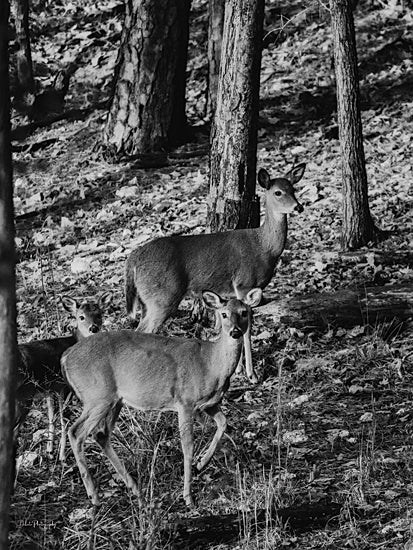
left=63, top=327, right=243, bottom=413
left=130, top=227, right=277, bottom=298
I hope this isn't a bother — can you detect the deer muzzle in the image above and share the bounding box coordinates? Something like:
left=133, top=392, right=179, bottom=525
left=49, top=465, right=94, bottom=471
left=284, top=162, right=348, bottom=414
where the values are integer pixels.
left=229, top=327, right=243, bottom=339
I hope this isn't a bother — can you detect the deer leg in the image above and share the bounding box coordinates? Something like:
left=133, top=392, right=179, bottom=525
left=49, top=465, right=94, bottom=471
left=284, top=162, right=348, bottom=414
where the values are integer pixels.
left=178, top=406, right=194, bottom=507
left=13, top=397, right=31, bottom=483
left=243, top=324, right=258, bottom=384
left=235, top=347, right=244, bottom=375
left=137, top=290, right=184, bottom=333
left=69, top=403, right=110, bottom=506
left=232, top=284, right=258, bottom=383
left=46, top=394, right=55, bottom=457
left=137, top=302, right=172, bottom=333
left=196, top=405, right=227, bottom=472
left=214, top=311, right=221, bottom=331
left=58, top=391, right=71, bottom=463
left=94, top=401, right=140, bottom=500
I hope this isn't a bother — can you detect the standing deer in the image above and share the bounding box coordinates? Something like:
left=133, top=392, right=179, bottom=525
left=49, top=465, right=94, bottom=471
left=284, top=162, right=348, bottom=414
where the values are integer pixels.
left=125, top=163, right=305, bottom=383
left=15, top=292, right=112, bottom=463
left=62, top=288, right=262, bottom=507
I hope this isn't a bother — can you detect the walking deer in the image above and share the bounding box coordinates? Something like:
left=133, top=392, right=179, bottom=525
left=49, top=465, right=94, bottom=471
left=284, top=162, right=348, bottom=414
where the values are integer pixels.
left=125, top=163, right=305, bottom=383
left=15, top=292, right=112, bottom=463
left=62, top=288, right=262, bottom=507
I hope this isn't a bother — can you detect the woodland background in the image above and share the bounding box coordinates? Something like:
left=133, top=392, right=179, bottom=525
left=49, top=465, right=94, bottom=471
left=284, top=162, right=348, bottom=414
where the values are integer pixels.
left=5, top=0, right=413, bottom=549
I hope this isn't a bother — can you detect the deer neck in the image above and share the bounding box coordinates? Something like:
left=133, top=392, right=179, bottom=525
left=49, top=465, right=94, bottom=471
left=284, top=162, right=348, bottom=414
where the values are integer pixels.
left=259, top=209, right=288, bottom=258
left=208, top=333, right=243, bottom=381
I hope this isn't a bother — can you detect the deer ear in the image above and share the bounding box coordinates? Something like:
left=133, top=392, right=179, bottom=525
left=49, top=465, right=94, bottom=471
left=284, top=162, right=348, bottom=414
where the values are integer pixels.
left=258, top=168, right=271, bottom=189
left=244, top=288, right=263, bottom=308
left=98, top=291, right=113, bottom=308
left=61, top=296, right=78, bottom=314
left=202, top=290, right=225, bottom=310
left=287, top=163, right=306, bottom=185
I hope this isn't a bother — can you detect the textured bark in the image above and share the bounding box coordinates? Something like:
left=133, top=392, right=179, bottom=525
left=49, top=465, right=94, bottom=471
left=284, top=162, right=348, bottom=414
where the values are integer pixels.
left=259, top=285, right=413, bottom=330
left=208, top=0, right=264, bottom=231
left=103, top=0, right=190, bottom=156
left=330, top=0, right=377, bottom=250
left=10, top=0, right=34, bottom=97
left=206, top=0, right=224, bottom=120
left=0, top=2, right=17, bottom=546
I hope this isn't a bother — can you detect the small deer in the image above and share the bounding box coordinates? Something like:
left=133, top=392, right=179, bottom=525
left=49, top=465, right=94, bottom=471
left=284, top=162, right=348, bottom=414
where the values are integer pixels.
left=15, top=292, right=112, bottom=463
left=125, top=163, right=305, bottom=383
left=62, top=288, right=262, bottom=507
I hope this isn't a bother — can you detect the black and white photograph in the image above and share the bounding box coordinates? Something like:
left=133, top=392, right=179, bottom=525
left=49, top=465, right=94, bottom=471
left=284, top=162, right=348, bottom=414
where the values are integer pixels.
left=0, top=0, right=412, bottom=548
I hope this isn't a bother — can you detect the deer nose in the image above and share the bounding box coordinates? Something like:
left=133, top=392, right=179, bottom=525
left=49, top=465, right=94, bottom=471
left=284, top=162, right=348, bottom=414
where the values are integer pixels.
left=90, top=325, right=99, bottom=333
left=230, top=327, right=243, bottom=339
left=294, top=203, right=304, bottom=213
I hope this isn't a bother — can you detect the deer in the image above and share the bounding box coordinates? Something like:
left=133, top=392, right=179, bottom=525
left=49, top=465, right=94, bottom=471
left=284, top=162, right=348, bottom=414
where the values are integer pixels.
left=125, top=163, right=306, bottom=384
left=15, top=292, right=112, bottom=464
left=62, top=288, right=262, bottom=507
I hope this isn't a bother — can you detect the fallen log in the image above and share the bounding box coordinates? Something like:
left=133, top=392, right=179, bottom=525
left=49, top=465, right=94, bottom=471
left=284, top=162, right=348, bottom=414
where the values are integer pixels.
left=260, top=285, right=413, bottom=330
left=161, top=501, right=341, bottom=549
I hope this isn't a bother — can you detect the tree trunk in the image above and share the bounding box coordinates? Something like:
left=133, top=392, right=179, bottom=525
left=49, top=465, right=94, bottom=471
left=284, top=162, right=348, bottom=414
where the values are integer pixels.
left=103, top=0, right=190, bottom=157
left=206, top=0, right=224, bottom=120
left=0, top=2, right=17, bottom=547
left=160, top=502, right=341, bottom=548
left=259, top=285, right=413, bottom=330
left=208, top=0, right=264, bottom=231
left=330, top=0, right=378, bottom=250
left=10, top=0, right=34, bottom=98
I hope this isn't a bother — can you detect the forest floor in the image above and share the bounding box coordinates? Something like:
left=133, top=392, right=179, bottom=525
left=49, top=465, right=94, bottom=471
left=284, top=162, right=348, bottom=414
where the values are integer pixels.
left=9, top=0, right=413, bottom=549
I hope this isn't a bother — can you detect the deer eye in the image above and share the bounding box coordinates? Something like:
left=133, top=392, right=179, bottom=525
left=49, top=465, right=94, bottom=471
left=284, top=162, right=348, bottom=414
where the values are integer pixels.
left=274, top=190, right=282, bottom=197
left=241, top=311, right=248, bottom=317
left=79, top=315, right=85, bottom=321
left=222, top=312, right=227, bottom=319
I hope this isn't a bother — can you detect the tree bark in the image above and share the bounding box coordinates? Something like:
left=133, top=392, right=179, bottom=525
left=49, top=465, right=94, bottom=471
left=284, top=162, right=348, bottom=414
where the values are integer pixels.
left=160, top=502, right=341, bottom=548
left=0, top=2, right=17, bottom=547
left=259, top=285, right=413, bottom=330
left=208, top=0, right=264, bottom=231
left=206, top=0, right=224, bottom=120
left=330, top=0, right=378, bottom=250
left=103, top=0, right=190, bottom=157
left=10, top=0, right=34, bottom=98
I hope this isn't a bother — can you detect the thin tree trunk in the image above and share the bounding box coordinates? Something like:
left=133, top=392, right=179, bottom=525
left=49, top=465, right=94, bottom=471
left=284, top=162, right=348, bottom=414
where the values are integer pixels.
left=0, top=2, right=17, bottom=546
left=330, top=0, right=379, bottom=250
left=103, top=0, right=190, bottom=157
left=208, top=0, right=264, bottom=231
left=206, top=0, right=224, bottom=120
left=10, top=0, right=34, bottom=98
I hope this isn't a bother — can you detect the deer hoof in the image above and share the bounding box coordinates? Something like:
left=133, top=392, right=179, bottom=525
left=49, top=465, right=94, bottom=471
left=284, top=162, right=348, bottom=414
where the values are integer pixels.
left=184, top=494, right=195, bottom=508
left=91, top=494, right=100, bottom=507
left=248, top=373, right=259, bottom=384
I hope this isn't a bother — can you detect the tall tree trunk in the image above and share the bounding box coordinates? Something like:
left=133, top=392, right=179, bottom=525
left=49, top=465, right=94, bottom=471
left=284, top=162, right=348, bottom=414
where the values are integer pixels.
left=103, top=0, right=190, bottom=157
left=0, top=1, right=17, bottom=547
left=208, top=0, right=264, bottom=231
left=206, top=0, right=224, bottom=120
left=330, top=0, right=379, bottom=250
left=10, top=0, right=34, bottom=98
